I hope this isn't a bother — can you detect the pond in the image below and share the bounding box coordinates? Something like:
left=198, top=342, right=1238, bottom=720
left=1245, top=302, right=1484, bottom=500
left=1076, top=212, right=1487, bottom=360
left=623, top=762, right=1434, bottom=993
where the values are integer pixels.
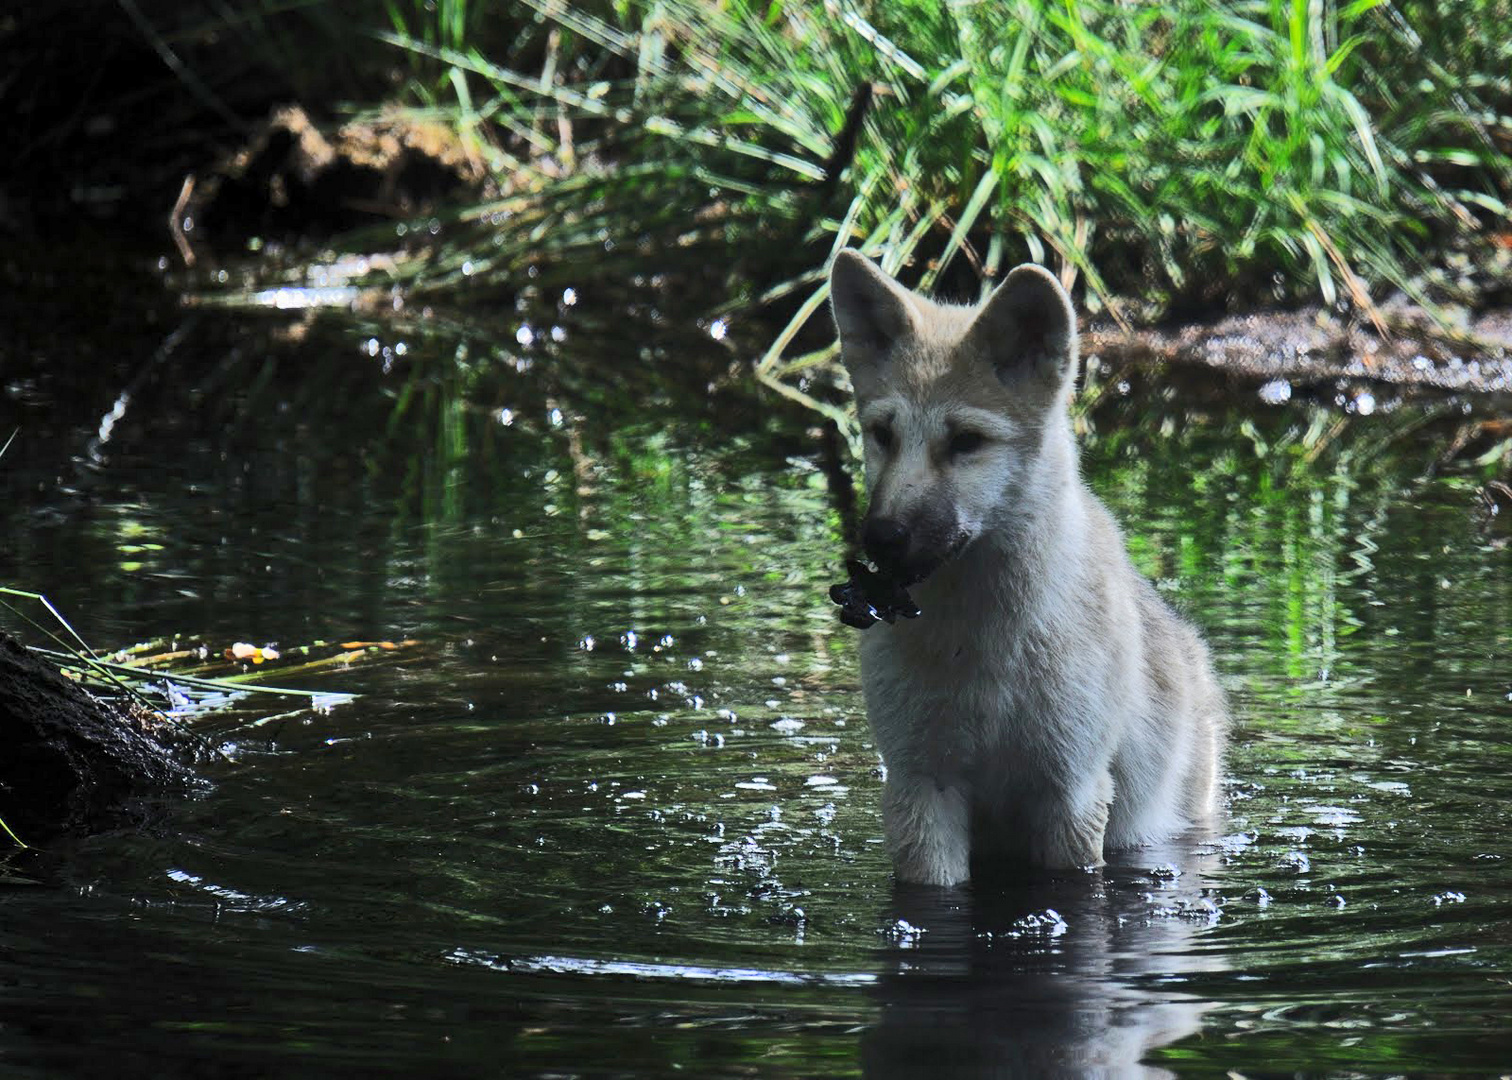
left=2, top=262, right=1511, bottom=1077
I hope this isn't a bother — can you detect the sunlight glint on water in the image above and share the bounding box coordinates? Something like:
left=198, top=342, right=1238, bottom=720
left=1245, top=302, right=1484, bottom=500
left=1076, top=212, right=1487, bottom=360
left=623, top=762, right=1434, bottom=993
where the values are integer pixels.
left=0, top=303, right=1509, bottom=1077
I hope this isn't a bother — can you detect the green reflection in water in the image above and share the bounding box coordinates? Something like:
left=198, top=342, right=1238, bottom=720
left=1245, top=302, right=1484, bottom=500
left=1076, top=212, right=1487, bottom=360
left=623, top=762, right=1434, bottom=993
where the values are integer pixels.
left=1, top=301, right=1510, bottom=1076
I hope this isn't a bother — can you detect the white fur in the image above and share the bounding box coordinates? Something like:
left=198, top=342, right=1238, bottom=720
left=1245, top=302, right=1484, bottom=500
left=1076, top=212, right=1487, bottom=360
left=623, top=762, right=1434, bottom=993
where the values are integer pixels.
left=831, top=250, right=1225, bottom=885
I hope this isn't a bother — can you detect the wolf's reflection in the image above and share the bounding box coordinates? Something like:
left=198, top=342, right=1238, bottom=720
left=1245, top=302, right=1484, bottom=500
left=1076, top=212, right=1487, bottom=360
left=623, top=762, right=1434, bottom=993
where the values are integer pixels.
left=862, top=838, right=1222, bottom=1079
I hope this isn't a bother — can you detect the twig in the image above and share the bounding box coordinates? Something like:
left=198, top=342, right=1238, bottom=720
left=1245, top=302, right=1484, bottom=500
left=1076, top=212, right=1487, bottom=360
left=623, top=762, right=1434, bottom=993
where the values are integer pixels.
left=169, top=174, right=196, bottom=268
left=815, top=82, right=875, bottom=202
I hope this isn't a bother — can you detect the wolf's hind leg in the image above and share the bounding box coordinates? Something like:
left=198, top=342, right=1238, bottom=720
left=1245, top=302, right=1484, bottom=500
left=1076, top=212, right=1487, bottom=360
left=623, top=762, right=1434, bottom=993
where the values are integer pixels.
left=882, top=776, right=971, bottom=886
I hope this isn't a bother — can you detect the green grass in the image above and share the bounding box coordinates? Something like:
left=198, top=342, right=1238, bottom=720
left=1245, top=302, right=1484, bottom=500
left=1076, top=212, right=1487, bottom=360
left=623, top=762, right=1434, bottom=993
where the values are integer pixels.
left=131, top=1, right=1512, bottom=418
left=371, top=0, right=1511, bottom=286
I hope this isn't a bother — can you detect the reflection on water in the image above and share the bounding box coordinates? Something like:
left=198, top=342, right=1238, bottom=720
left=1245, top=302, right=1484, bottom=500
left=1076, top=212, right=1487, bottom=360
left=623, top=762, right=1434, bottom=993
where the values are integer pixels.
left=1, top=280, right=1511, bottom=1076
left=866, top=842, right=1224, bottom=1080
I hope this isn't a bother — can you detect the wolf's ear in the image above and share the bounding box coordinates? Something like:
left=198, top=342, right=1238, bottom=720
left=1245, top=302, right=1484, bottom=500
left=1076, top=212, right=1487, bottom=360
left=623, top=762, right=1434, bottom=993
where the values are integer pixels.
left=968, top=264, right=1078, bottom=388
left=829, top=250, right=920, bottom=365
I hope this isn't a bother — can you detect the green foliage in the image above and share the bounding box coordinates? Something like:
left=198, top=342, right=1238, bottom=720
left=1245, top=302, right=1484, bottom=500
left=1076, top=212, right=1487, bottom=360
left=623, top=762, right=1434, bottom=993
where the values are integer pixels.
left=357, top=1, right=1509, bottom=390
left=138, top=2, right=1511, bottom=417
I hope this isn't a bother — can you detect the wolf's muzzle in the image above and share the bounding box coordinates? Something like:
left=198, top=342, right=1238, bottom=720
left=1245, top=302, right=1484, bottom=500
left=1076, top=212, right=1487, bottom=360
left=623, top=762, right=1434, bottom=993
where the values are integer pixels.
left=862, top=517, right=910, bottom=570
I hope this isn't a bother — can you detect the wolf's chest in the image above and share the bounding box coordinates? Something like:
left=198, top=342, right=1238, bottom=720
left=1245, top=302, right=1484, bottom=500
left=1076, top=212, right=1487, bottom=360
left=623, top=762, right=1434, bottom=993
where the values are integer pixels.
left=861, top=632, right=1053, bottom=748
left=861, top=601, right=1056, bottom=699
left=857, top=600, right=1108, bottom=773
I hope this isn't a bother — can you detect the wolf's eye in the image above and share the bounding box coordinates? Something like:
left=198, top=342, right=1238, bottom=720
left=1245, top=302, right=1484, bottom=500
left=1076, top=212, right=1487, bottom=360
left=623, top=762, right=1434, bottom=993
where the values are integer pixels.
left=870, top=424, right=895, bottom=452
left=948, top=430, right=986, bottom=457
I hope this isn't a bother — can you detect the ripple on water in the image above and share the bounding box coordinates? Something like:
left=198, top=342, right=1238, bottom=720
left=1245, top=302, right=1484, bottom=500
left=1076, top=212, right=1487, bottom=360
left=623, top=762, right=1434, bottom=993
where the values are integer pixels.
left=3, top=309, right=1511, bottom=1076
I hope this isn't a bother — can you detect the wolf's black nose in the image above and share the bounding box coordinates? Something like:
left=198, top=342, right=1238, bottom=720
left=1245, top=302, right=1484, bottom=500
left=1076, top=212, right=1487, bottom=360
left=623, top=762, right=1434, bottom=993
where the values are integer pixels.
left=863, top=517, right=910, bottom=567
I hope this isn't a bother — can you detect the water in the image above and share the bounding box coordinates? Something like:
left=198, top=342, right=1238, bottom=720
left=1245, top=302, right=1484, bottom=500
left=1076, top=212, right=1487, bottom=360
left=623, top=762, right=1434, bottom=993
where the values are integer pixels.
left=3, top=272, right=1511, bottom=1076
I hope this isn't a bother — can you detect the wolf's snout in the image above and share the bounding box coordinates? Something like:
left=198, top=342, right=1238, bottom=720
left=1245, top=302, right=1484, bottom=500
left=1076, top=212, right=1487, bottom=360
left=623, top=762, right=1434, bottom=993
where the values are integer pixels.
left=862, top=517, right=910, bottom=570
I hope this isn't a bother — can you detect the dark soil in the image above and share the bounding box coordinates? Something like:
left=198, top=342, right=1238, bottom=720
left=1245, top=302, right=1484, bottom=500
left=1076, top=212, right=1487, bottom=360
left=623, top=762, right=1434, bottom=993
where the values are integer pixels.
left=0, top=634, right=196, bottom=839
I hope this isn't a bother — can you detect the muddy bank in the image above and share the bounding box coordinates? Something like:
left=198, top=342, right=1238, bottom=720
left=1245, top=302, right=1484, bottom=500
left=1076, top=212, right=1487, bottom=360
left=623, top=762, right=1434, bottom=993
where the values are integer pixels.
left=1088, top=306, right=1512, bottom=395
left=0, top=635, right=196, bottom=840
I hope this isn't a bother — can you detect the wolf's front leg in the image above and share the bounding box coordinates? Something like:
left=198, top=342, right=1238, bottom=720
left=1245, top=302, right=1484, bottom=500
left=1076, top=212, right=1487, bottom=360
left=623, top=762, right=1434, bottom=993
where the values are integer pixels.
left=882, top=775, right=971, bottom=886
left=1028, top=769, right=1113, bottom=870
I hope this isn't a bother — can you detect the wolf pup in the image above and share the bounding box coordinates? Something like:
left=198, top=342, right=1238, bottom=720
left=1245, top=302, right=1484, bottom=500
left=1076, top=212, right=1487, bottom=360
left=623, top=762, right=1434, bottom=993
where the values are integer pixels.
left=829, top=250, right=1225, bottom=885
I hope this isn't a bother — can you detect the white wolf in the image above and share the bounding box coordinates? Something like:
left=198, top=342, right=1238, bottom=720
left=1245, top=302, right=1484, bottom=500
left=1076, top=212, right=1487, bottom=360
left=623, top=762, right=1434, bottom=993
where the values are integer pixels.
left=829, top=250, right=1225, bottom=886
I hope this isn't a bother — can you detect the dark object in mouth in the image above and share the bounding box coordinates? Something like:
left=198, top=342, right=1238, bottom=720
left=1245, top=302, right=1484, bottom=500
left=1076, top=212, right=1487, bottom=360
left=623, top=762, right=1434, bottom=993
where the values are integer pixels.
left=829, top=560, right=922, bottom=629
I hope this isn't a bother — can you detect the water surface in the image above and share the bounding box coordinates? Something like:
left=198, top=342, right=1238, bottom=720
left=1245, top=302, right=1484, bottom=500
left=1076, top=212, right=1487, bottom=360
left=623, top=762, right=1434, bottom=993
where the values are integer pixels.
left=2, top=274, right=1510, bottom=1076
